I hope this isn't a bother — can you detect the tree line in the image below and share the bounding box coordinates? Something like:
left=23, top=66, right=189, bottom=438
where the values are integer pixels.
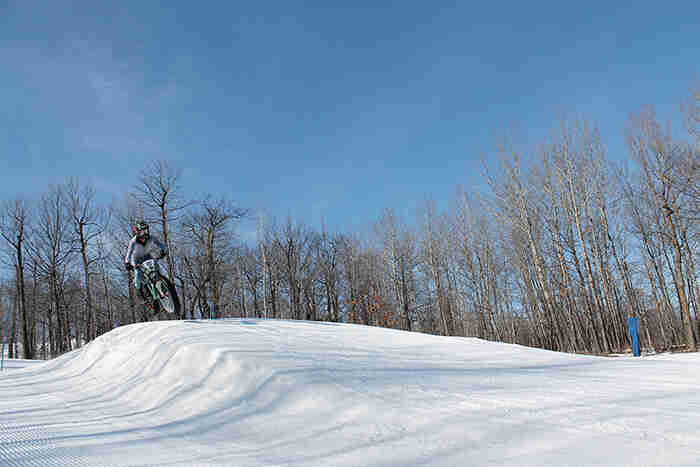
left=1, top=91, right=698, bottom=359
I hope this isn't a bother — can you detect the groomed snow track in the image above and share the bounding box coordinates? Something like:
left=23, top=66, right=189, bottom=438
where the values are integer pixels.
left=1, top=319, right=700, bottom=466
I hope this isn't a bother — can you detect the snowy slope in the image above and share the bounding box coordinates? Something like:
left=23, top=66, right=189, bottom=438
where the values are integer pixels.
left=1, top=319, right=699, bottom=466
left=0, top=359, right=43, bottom=371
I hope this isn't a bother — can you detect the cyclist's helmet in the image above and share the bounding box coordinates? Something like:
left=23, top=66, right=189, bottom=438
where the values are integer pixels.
left=132, top=221, right=150, bottom=241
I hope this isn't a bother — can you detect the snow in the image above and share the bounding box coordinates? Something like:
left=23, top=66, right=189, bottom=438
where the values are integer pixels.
left=1, top=319, right=699, bottom=466
left=0, top=358, right=43, bottom=371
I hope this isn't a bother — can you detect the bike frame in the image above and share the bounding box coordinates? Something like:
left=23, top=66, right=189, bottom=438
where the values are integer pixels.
left=140, top=259, right=165, bottom=301
left=139, top=259, right=176, bottom=314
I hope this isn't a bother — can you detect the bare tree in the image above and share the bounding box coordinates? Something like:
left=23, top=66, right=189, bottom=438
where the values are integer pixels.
left=0, top=198, right=34, bottom=359
left=685, top=83, right=700, bottom=148
left=26, top=185, right=76, bottom=355
left=181, top=195, right=247, bottom=319
left=375, top=209, right=418, bottom=331
left=627, top=109, right=697, bottom=350
left=65, top=178, right=108, bottom=342
left=109, top=196, right=147, bottom=323
left=339, top=234, right=361, bottom=324
left=239, top=245, right=263, bottom=317
left=487, top=137, right=562, bottom=350
left=419, top=199, right=456, bottom=336
left=274, top=217, right=314, bottom=320
left=316, top=229, right=342, bottom=322
left=134, top=160, right=190, bottom=283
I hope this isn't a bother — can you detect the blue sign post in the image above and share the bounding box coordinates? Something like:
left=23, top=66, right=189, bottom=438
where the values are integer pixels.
left=627, top=317, right=640, bottom=357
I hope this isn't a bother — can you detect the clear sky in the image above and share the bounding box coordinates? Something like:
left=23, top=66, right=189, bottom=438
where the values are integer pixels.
left=2, top=1, right=698, bottom=239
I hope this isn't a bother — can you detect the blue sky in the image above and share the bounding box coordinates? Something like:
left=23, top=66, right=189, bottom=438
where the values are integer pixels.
left=2, top=1, right=698, bottom=239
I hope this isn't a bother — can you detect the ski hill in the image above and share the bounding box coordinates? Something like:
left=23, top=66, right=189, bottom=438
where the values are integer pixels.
left=1, top=319, right=699, bottom=466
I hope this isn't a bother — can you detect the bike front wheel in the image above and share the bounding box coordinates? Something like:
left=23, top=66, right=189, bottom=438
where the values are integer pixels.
left=156, top=278, right=180, bottom=314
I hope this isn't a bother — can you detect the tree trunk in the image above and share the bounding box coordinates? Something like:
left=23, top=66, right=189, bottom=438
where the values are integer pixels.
left=664, top=206, right=695, bottom=350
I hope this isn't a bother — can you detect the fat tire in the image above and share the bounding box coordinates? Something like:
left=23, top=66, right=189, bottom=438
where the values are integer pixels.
left=158, top=277, right=181, bottom=315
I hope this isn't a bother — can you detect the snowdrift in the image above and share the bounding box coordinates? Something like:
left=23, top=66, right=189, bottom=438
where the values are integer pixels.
left=1, top=319, right=700, bottom=466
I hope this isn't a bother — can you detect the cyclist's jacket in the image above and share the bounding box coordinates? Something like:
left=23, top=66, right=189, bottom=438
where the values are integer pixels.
left=124, top=235, right=168, bottom=268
